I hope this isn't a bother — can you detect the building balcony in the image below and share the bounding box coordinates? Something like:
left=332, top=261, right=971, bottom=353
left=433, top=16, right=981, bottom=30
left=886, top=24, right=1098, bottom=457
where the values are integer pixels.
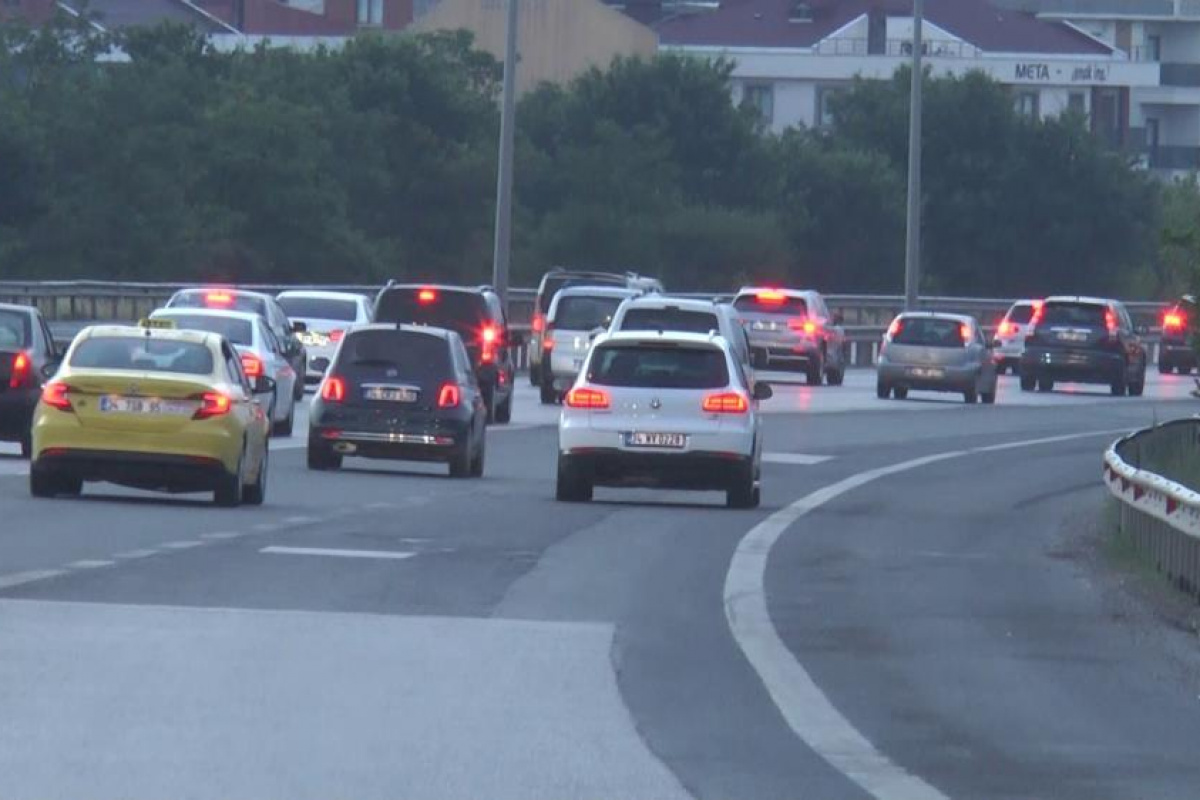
left=1161, top=62, right=1200, bottom=86
left=812, top=38, right=982, bottom=58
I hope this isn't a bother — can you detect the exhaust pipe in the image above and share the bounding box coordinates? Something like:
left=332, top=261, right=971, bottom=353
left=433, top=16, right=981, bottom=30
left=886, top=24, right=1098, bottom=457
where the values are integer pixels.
left=333, top=442, right=357, bottom=455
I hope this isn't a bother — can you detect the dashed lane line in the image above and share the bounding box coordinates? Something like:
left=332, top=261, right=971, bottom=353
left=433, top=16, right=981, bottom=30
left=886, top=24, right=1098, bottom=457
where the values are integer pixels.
left=260, top=546, right=417, bottom=560
left=65, top=560, right=115, bottom=570
left=763, top=453, right=834, bottom=466
left=0, top=570, right=67, bottom=590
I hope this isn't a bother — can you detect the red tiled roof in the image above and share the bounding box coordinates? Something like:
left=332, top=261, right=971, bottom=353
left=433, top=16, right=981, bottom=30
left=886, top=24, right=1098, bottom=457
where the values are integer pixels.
left=656, top=0, right=1112, bottom=55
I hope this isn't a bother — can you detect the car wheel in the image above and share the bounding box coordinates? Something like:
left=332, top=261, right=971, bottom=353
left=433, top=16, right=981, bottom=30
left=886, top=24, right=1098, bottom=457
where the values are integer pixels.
left=1159, top=361, right=1171, bottom=374
left=494, top=390, right=513, bottom=424
left=727, top=460, right=759, bottom=509
left=306, top=440, right=342, bottom=471
left=470, top=433, right=486, bottom=478
left=806, top=356, right=824, bottom=386
left=893, top=387, right=909, bottom=400
left=214, top=452, right=244, bottom=507
left=963, top=389, right=978, bottom=404
left=19, top=432, right=31, bottom=459
left=29, top=464, right=58, bottom=498
left=1110, top=372, right=1127, bottom=396
left=243, top=443, right=268, bottom=506
left=529, top=363, right=541, bottom=387
left=876, top=380, right=889, bottom=399
left=1128, top=369, right=1146, bottom=397
left=1038, top=378, right=1054, bottom=392
left=540, top=380, right=557, bottom=406
left=273, top=402, right=294, bottom=438
left=556, top=454, right=592, bottom=502
left=826, top=365, right=845, bottom=386
left=448, top=442, right=473, bottom=478
left=483, top=387, right=497, bottom=424
left=981, top=390, right=996, bottom=405
left=292, top=371, right=305, bottom=401
left=1020, top=374, right=1036, bottom=392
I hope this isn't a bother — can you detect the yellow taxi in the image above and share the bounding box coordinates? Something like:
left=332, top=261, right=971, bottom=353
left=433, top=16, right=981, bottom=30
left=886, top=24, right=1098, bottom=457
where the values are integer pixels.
left=29, top=320, right=272, bottom=506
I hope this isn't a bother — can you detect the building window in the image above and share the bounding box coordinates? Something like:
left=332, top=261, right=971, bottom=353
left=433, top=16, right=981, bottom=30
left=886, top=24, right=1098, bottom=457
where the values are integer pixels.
left=1145, top=34, right=1162, bottom=62
left=357, top=0, right=383, bottom=25
left=1146, top=118, right=1160, bottom=151
left=1068, top=91, right=1086, bottom=115
left=1014, top=91, right=1040, bottom=120
left=742, top=83, right=775, bottom=127
left=816, top=86, right=841, bottom=128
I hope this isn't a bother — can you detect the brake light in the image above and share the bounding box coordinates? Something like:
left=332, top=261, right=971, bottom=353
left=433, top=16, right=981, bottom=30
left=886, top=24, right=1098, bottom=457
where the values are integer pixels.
left=960, top=323, right=972, bottom=344
left=787, top=318, right=819, bottom=335
left=437, top=382, right=461, bottom=408
left=329, top=329, right=345, bottom=343
left=532, top=313, right=545, bottom=333
left=205, top=291, right=234, bottom=306
left=1105, top=308, right=1118, bottom=335
left=417, top=288, right=438, bottom=305
left=240, top=353, right=263, bottom=378
left=480, top=325, right=501, bottom=363
left=997, top=320, right=1015, bottom=337
left=41, top=381, right=72, bottom=412
left=320, top=376, right=346, bottom=402
left=566, top=386, right=610, bottom=409
left=1030, top=301, right=1044, bottom=327
left=756, top=290, right=786, bottom=306
left=1165, top=311, right=1185, bottom=330
left=702, top=391, right=749, bottom=414
left=887, top=318, right=903, bottom=339
left=193, top=391, right=232, bottom=420
left=543, top=331, right=555, bottom=351
left=9, top=351, right=32, bottom=389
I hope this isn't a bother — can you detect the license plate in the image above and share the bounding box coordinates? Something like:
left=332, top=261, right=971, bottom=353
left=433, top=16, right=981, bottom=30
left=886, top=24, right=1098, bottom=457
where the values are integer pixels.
left=1056, top=331, right=1088, bottom=342
left=910, top=367, right=945, bottom=379
left=625, top=432, right=687, bottom=449
left=364, top=387, right=417, bottom=403
left=99, top=396, right=193, bottom=415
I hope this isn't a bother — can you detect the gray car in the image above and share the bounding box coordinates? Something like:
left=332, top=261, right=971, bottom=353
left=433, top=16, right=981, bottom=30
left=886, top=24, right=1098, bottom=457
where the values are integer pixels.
left=876, top=312, right=998, bottom=404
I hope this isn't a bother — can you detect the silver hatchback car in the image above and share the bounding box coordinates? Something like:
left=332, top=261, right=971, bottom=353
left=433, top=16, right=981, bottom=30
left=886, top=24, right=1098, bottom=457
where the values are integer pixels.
left=876, top=312, right=998, bottom=404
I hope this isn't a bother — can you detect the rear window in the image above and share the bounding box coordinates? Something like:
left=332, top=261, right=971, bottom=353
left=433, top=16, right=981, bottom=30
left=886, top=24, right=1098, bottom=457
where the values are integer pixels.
left=1040, top=302, right=1108, bottom=328
left=1007, top=304, right=1036, bottom=324
left=538, top=274, right=625, bottom=312
left=69, top=337, right=214, bottom=375
left=374, top=289, right=487, bottom=338
left=619, top=308, right=720, bottom=335
left=278, top=296, right=359, bottom=322
left=156, top=314, right=254, bottom=346
left=0, top=310, right=31, bottom=348
left=891, top=318, right=967, bottom=348
left=588, top=344, right=729, bottom=389
left=553, top=296, right=623, bottom=330
left=335, top=330, right=451, bottom=381
left=733, top=293, right=808, bottom=316
left=170, top=291, right=266, bottom=316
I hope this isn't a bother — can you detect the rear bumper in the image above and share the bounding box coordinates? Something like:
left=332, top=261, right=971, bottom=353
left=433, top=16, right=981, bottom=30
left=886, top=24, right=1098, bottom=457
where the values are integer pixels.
left=33, top=449, right=230, bottom=492
left=561, top=449, right=753, bottom=491
left=310, top=420, right=471, bottom=462
left=1020, top=348, right=1124, bottom=384
left=877, top=363, right=978, bottom=392
left=748, top=338, right=820, bottom=367
left=1159, top=340, right=1195, bottom=367
left=32, top=412, right=244, bottom=471
left=0, top=388, right=38, bottom=441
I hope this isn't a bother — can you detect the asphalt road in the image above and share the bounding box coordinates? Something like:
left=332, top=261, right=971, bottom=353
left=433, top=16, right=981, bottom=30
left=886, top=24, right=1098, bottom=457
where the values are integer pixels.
left=1, top=370, right=1199, bottom=799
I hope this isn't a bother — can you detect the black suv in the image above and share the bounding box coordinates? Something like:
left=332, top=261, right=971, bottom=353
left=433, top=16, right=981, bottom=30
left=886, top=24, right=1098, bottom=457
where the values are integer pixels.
left=307, top=324, right=488, bottom=476
left=1158, top=298, right=1196, bottom=375
left=0, top=303, right=62, bottom=457
left=1019, top=296, right=1147, bottom=396
left=373, top=284, right=517, bottom=423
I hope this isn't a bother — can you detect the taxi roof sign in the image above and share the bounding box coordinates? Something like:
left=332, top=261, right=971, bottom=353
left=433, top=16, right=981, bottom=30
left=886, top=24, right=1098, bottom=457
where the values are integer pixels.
left=139, top=317, right=176, bottom=330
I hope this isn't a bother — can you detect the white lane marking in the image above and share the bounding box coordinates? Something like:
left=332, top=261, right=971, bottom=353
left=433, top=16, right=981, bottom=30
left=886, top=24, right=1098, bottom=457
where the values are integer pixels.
left=273, top=440, right=307, bottom=451
left=114, top=549, right=159, bottom=560
left=253, top=522, right=283, bottom=532
left=199, top=532, right=243, bottom=541
left=763, top=453, right=834, bottom=466
left=160, top=541, right=204, bottom=550
left=0, top=569, right=67, bottom=590
left=726, top=427, right=1131, bottom=800
left=282, top=516, right=316, bottom=525
left=0, top=463, right=29, bottom=478
left=66, top=560, right=115, bottom=569
left=260, top=546, right=417, bottom=561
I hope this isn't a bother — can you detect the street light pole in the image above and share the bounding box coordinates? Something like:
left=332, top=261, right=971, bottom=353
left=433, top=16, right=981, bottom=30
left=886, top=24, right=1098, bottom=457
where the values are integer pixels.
left=903, top=0, right=923, bottom=310
left=491, top=0, right=519, bottom=309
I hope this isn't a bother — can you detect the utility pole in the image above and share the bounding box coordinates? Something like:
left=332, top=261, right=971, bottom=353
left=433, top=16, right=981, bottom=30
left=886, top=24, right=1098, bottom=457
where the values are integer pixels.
left=903, top=0, right=923, bottom=310
left=491, top=0, right=519, bottom=310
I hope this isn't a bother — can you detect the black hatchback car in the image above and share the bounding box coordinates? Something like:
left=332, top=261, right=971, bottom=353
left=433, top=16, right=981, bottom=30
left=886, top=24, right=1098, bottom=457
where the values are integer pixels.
left=1019, top=296, right=1147, bottom=396
left=1157, top=298, right=1196, bottom=375
left=373, top=284, right=517, bottom=423
left=308, top=325, right=487, bottom=476
left=0, top=303, right=62, bottom=457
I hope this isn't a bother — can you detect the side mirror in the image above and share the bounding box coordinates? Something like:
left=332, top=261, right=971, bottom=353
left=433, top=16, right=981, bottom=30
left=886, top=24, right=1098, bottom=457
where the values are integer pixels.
left=753, top=382, right=774, bottom=401
left=589, top=326, right=606, bottom=341
left=253, top=375, right=276, bottom=394
left=292, top=321, right=307, bottom=334
left=831, top=311, right=845, bottom=326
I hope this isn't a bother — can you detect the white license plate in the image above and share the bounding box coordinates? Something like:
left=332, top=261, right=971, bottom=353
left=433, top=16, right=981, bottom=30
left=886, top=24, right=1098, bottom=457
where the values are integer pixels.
left=364, top=387, right=417, bottom=403
left=626, top=432, right=687, bottom=449
left=910, top=367, right=945, bottom=379
left=99, top=396, right=193, bottom=415
left=1056, top=331, right=1088, bottom=342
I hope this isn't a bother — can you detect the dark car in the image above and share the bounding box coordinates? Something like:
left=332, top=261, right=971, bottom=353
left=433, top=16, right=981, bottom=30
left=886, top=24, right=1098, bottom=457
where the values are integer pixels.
left=373, top=284, right=517, bottom=423
left=0, top=303, right=62, bottom=457
left=528, top=268, right=663, bottom=386
left=1019, top=296, right=1147, bottom=396
left=307, top=325, right=487, bottom=477
left=165, top=288, right=307, bottom=401
left=1157, top=299, right=1196, bottom=375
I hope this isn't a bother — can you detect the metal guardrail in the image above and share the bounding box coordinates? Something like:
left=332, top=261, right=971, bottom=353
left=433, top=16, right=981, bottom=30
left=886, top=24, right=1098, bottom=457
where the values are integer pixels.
left=1104, top=419, right=1200, bottom=603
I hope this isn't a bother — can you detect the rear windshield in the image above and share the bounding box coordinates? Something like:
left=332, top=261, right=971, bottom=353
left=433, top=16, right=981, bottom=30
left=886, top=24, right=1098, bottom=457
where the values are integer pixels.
left=170, top=291, right=266, bottom=316
left=0, top=310, right=31, bottom=348
left=374, top=289, right=486, bottom=338
left=70, top=337, right=214, bottom=375
left=891, top=318, right=966, bottom=348
left=733, top=293, right=808, bottom=316
left=335, top=330, right=451, bottom=381
left=588, top=344, right=729, bottom=389
left=1040, top=302, right=1108, bottom=327
left=278, top=296, right=359, bottom=322
left=1007, top=304, right=1036, bottom=324
left=553, top=296, right=623, bottom=330
left=539, top=274, right=625, bottom=311
left=156, top=314, right=254, bottom=346
left=619, top=308, right=720, bottom=335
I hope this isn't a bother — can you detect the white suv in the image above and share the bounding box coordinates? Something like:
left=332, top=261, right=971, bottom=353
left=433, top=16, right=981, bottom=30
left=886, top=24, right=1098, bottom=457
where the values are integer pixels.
left=541, top=285, right=641, bottom=404
left=556, top=331, right=771, bottom=508
left=609, top=295, right=753, bottom=372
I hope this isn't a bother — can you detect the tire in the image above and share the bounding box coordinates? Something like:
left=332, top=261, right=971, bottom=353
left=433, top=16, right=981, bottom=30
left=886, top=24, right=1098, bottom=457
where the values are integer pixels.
left=214, top=453, right=244, bottom=507
left=494, top=390, right=512, bottom=424
left=981, top=390, right=996, bottom=405
left=448, top=442, right=473, bottom=478
left=529, top=362, right=542, bottom=387
left=556, top=455, right=592, bottom=502
left=876, top=380, right=889, bottom=400
left=963, top=389, right=978, bottom=404
left=727, top=460, right=759, bottom=509
left=1110, top=371, right=1127, bottom=397
left=1038, top=378, right=1054, bottom=392
left=1020, top=374, right=1036, bottom=392
left=292, top=370, right=304, bottom=402
left=307, top=441, right=342, bottom=471
left=806, top=356, right=824, bottom=386
left=826, top=366, right=845, bottom=386
left=540, top=381, right=557, bottom=406
left=29, top=465, right=58, bottom=498
left=1159, top=361, right=1171, bottom=375
left=243, top=443, right=268, bottom=506
left=483, top=386, right=496, bottom=423
left=893, top=387, right=908, bottom=400
left=273, top=402, right=294, bottom=437
left=469, top=433, right=486, bottom=477
left=1128, top=367, right=1146, bottom=397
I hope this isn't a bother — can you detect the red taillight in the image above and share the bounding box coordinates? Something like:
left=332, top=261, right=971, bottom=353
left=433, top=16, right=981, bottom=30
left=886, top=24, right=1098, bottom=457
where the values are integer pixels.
left=9, top=351, right=32, bottom=389
left=41, top=381, right=72, bottom=412
left=205, top=291, right=234, bottom=306
left=886, top=318, right=903, bottom=339
left=543, top=328, right=555, bottom=350
left=997, top=320, right=1015, bottom=337
left=418, top=288, right=438, bottom=305
left=532, top=313, right=545, bottom=333
left=320, top=376, right=346, bottom=403
left=756, top=290, right=786, bottom=306
left=193, top=392, right=232, bottom=420
left=1030, top=301, right=1044, bottom=327
left=480, top=325, right=501, bottom=363
left=565, top=386, right=610, bottom=409
left=1165, top=311, right=1185, bottom=330
left=1104, top=308, right=1118, bottom=335
left=437, top=382, right=461, bottom=408
left=702, top=391, right=749, bottom=414
left=240, top=353, right=263, bottom=378
left=788, top=318, right=819, bottom=335
left=329, top=329, right=345, bottom=343
left=960, top=323, right=972, bottom=344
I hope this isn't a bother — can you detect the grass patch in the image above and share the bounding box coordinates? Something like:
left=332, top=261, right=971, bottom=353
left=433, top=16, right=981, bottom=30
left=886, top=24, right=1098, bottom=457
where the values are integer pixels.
left=1100, top=499, right=1166, bottom=584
